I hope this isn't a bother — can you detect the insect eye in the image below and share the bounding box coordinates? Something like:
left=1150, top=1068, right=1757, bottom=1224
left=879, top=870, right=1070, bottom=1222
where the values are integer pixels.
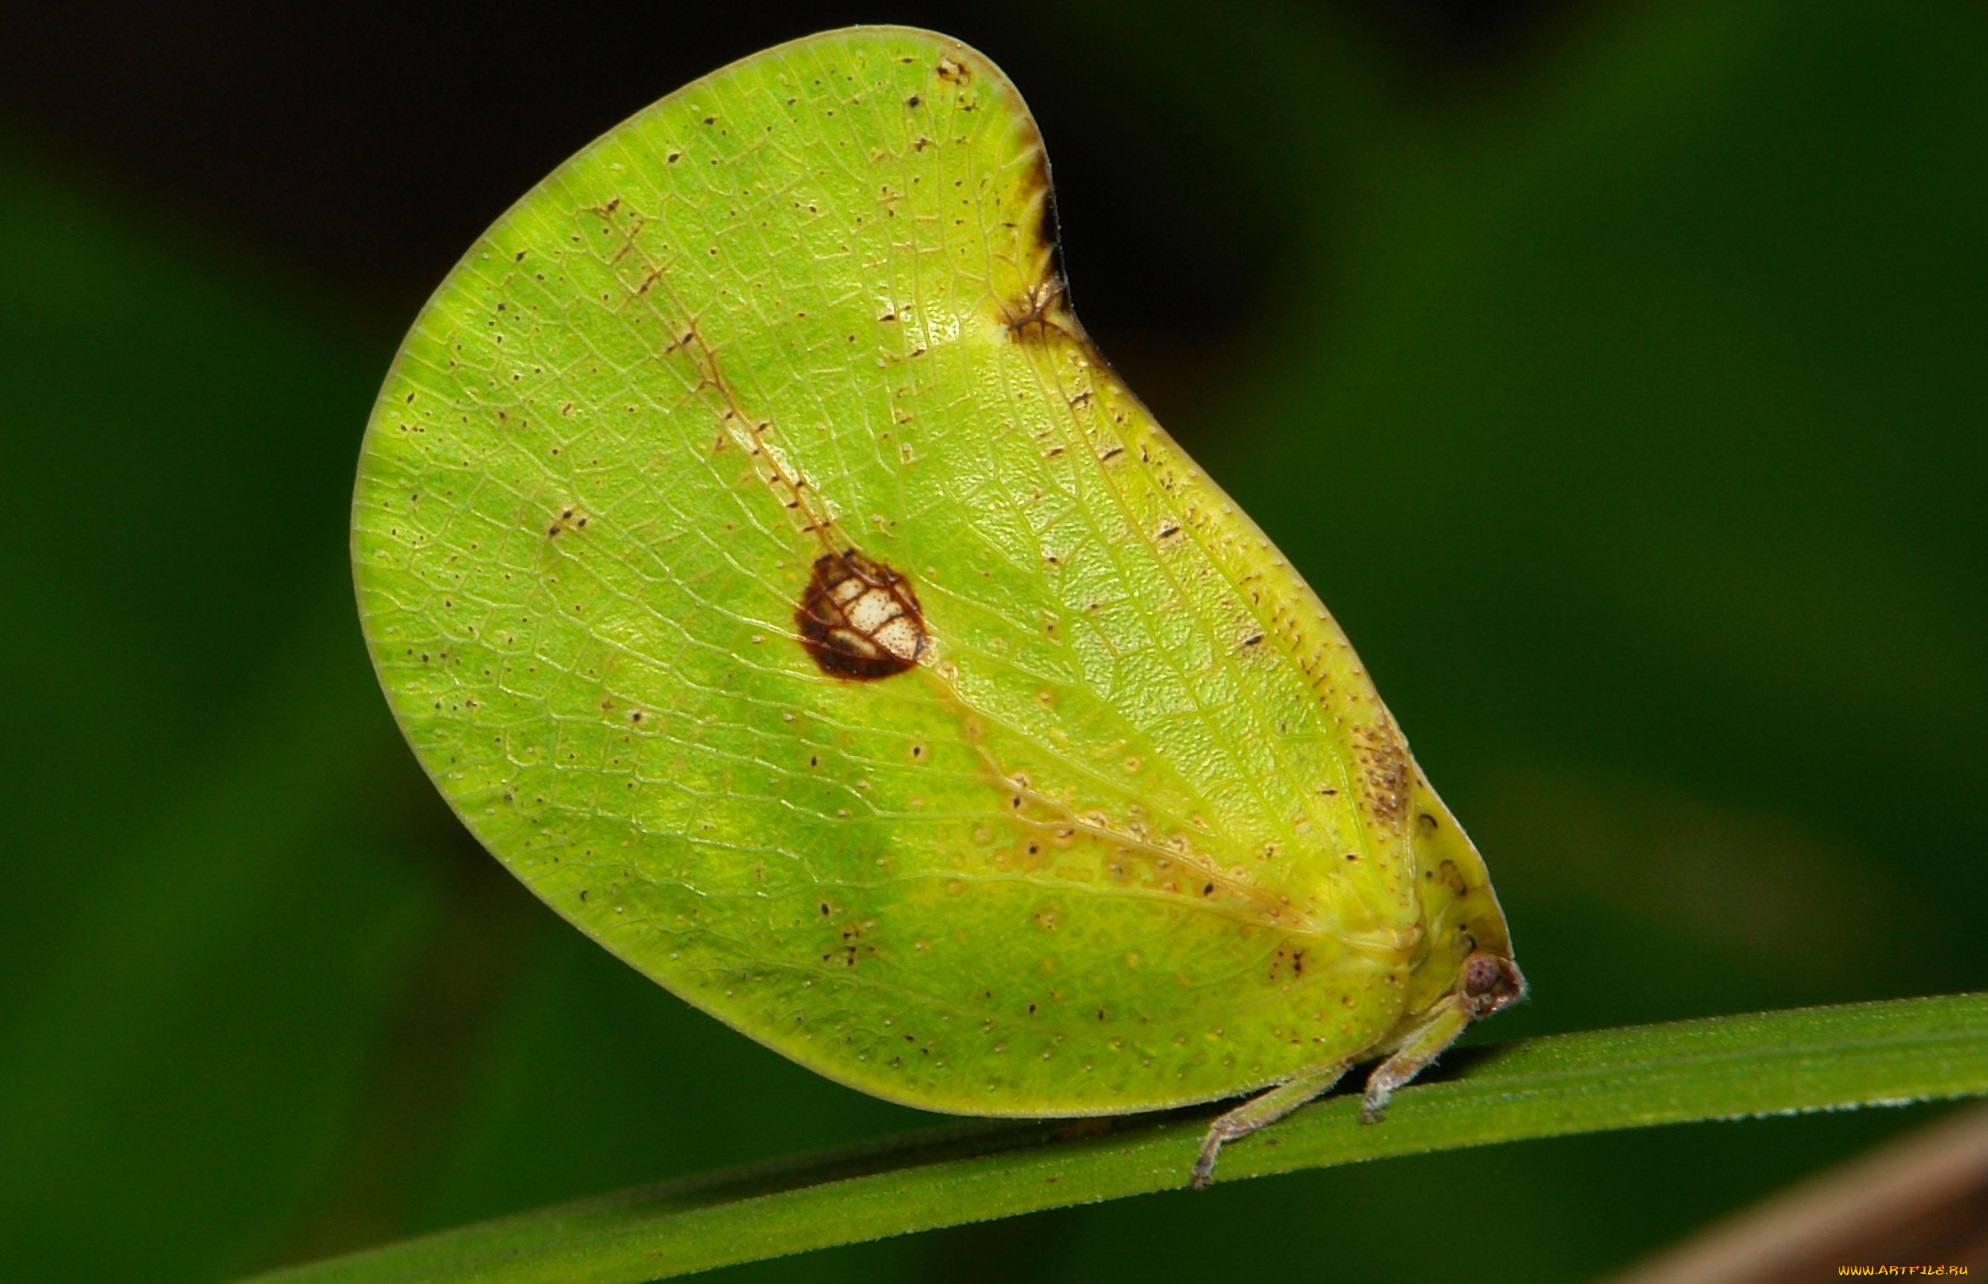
left=1463, top=953, right=1523, bottom=1010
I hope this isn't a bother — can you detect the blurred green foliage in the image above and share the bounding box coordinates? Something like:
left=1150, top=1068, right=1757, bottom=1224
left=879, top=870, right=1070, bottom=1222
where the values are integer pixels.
left=0, top=0, right=1982, bottom=1281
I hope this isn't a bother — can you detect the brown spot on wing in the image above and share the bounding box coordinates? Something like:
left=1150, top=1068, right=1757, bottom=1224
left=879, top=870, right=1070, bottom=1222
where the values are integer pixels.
left=1352, top=720, right=1412, bottom=831
left=796, top=549, right=927, bottom=680
left=1025, top=146, right=1067, bottom=298
left=1000, top=144, right=1083, bottom=348
left=1002, top=276, right=1073, bottom=342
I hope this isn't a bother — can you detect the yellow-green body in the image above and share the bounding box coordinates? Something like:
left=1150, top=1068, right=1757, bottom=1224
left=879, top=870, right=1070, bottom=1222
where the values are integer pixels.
left=352, top=27, right=1518, bottom=1157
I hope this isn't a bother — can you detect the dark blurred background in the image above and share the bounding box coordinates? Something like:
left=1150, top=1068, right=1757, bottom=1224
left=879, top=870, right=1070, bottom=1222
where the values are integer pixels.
left=1, top=1, right=1982, bottom=1280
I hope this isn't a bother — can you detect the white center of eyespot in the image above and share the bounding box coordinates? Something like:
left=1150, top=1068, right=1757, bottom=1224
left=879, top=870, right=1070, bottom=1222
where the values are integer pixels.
left=845, top=585, right=901, bottom=635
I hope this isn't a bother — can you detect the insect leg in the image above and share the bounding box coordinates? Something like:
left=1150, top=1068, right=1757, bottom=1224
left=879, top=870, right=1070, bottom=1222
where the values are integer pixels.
left=1191, top=1059, right=1351, bottom=1189
left=1358, top=995, right=1472, bottom=1123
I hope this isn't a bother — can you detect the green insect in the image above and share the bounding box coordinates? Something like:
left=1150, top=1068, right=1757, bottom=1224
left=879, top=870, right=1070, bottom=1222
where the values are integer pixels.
left=352, top=26, right=1522, bottom=1187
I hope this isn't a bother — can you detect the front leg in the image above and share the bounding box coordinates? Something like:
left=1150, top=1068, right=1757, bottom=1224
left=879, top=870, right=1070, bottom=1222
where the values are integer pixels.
left=1359, top=994, right=1472, bottom=1123
left=1192, top=1058, right=1352, bottom=1188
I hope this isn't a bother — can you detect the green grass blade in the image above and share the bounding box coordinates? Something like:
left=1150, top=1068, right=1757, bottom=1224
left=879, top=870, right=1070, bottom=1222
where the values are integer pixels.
left=241, top=993, right=1988, bottom=1284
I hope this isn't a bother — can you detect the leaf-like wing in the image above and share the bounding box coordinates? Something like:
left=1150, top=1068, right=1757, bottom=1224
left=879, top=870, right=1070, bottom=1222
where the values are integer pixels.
left=354, top=27, right=1425, bottom=1116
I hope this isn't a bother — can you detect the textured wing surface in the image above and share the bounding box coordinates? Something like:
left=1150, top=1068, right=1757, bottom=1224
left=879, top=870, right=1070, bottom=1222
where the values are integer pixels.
left=353, top=28, right=1423, bottom=1115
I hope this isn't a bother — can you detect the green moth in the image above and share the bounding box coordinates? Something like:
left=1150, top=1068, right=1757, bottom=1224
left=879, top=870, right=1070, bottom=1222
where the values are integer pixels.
left=352, top=26, right=1522, bottom=1187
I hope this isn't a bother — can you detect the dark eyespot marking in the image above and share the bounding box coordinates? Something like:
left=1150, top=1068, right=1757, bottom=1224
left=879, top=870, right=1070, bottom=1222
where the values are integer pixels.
left=796, top=548, right=927, bottom=680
